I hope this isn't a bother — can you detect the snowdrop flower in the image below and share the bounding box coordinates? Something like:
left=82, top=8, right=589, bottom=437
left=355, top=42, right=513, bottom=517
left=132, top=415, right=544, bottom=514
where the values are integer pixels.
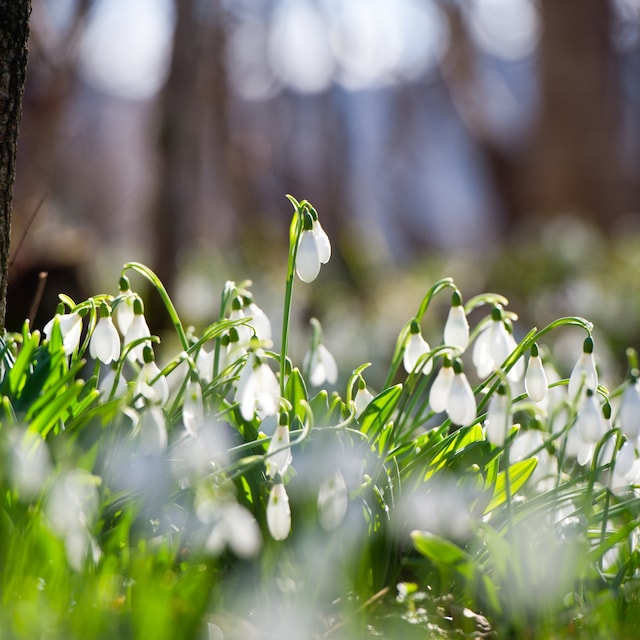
left=135, top=346, right=169, bottom=407
left=568, top=336, right=598, bottom=405
left=196, top=347, right=214, bottom=384
left=124, top=297, right=151, bottom=363
left=510, top=429, right=558, bottom=489
left=403, top=320, right=433, bottom=375
left=472, top=306, right=523, bottom=382
left=317, top=469, right=348, bottom=531
left=89, top=303, right=121, bottom=364
left=219, top=327, right=246, bottom=371
left=114, top=275, right=135, bottom=335
left=295, top=211, right=331, bottom=283
left=447, top=359, right=477, bottom=426
left=243, top=297, right=272, bottom=343
left=485, top=384, right=510, bottom=446
left=354, top=376, right=375, bottom=418
left=44, top=310, right=83, bottom=356
left=98, top=364, right=127, bottom=399
left=266, top=414, right=293, bottom=479
left=443, top=290, right=469, bottom=352
left=203, top=499, right=262, bottom=559
left=575, top=389, right=604, bottom=445
left=429, top=355, right=454, bottom=413
left=524, top=343, right=548, bottom=403
left=237, top=348, right=280, bottom=421
left=303, top=319, right=338, bottom=386
left=137, top=405, right=168, bottom=454
left=183, top=376, right=204, bottom=436
left=617, top=379, right=640, bottom=439
left=267, top=482, right=291, bottom=541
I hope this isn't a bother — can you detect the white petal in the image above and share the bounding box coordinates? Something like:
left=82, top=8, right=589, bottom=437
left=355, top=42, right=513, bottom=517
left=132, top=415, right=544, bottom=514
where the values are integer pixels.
left=223, top=503, right=262, bottom=558
left=267, top=483, right=291, bottom=541
left=266, top=424, right=292, bottom=479
left=443, top=306, right=469, bottom=352
left=296, top=231, right=321, bottom=283
left=525, top=355, right=548, bottom=403
left=138, top=406, right=168, bottom=454
left=124, top=315, right=151, bottom=363
left=429, top=366, right=454, bottom=413
left=183, top=380, right=204, bottom=436
left=313, top=220, right=331, bottom=264
left=354, top=387, right=374, bottom=418
left=246, top=303, right=272, bottom=342
left=568, top=353, right=598, bottom=403
left=403, top=333, right=432, bottom=375
left=615, top=440, right=636, bottom=477
left=196, top=348, right=214, bottom=384
left=90, top=317, right=121, bottom=364
left=485, top=393, right=510, bottom=446
left=446, top=373, right=477, bottom=426
left=472, top=326, right=494, bottom=379
left=114, top=296, right=135, bottom=335
left=618, top=383, right=640, bottom=439
left=575, top=394, right=603, bottom=443
left=317, top=469, right=347, bottom=531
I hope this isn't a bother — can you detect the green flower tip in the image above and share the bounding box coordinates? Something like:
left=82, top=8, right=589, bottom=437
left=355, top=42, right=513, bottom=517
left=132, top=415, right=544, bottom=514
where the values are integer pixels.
left=602, top=401, right=612, bottom=420
left=55, top=302, right=65, bottom=315
left=583, top=336, right=594, bottom=354
left=302, top=209, right=314, bottom=231
left=133, top=297, right=144, bottom=315
left=497, top=383, right=507, bottom=395
left=78, top=307, right=89, bottom=318
left=409, top=320, right=420, bottom=335
left=451, top=290, right=462, bottom=307
left=231, top=297, right=243, bottom=312
left=442, top=354, right=453, bottom=368
left=142, top=345, right=155, bottom=364
left=99, top=302, right=111, bottom=317
left=278, top=411, right=289, bottom=427
left=119, top=275, right=131, bottom=293
left=530, top=342, right=539, bottom=358
left=228, top=327, right=239, bottom=343
left=452, top=358, right=464, bottom=374
left=357, top=375, right=366, bottom=390
left=491, top=305, right=503, bottom=322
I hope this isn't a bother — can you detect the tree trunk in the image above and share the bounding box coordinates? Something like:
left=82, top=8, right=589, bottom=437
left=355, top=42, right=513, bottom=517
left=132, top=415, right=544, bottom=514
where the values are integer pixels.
left=0, top=0, right=31, bottom=330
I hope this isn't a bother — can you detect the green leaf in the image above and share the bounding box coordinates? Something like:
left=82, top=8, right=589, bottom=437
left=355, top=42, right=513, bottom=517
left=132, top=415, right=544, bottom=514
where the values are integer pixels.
left=28, top=380, right=85, bottom=437
left=484, top=457, right=538, bottom=513
left=7, top=330, right=40, bottom=397
left=359, top=384, right=402, bottom=440
left=284, top=367, right=308, bottom=423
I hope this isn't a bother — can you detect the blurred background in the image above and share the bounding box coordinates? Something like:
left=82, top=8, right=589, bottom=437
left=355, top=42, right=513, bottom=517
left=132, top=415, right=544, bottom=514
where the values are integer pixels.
left=9, top=0, right=640, bottom=384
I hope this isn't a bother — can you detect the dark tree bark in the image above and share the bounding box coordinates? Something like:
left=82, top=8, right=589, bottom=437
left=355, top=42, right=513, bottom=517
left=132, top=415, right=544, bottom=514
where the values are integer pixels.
left=0, top=0, right=31, bottom=330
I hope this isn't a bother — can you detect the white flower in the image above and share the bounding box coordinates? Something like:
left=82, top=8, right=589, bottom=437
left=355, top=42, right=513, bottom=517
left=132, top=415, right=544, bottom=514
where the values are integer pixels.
left=524, top=344, right=548, bottom=403
left=196, top=347, right=214, bottom=384
left=354, top=379, right=374, bottom=418
left=443, top=291, right=469, bottom=352
left=183, top=378, right=204, bottom=436
left=485, top=386, right=510, bottom=446
left=266, top=423, right=292, bottom=479
left=403, top=322, right=433, bottom=375
left=204, top=501, right=262, bottom=559
left=472, top=308, right=523, bottom=382
left=617, top=381, right=640, bottom=439
left=575, top=390, right=604, bottom=444
left=114, top=275, right=135, bottom=335
left=447, top=363, right=477, bottom=426
left=296, top=229, right=321, bottom=283
left=568, top=337, right=597, bottom=404
left=44, top=311, right=83, bottom=356
left=304, top=343, right=338, bottom=386
left=267, top=482, right=291, bottom=541
left=98, top=365, right=127, bottom=398
left=124, top=298, right=151, bottom=363
left=317, top=469, right=348, bottom=531
left=237, top=350, right=280, bottom=421
left=429, top=358, right=454, bottom=413
left=135, top=348, right=169, bottom=407
left=229, top=305, right=253, bottom=347
left=137, top=405, right=168, bottom=454
left=89, top=305, right=121, bottom=364
left=312, top=219, right=331, bottom=264
left=245, top=301, right=272, bottom=343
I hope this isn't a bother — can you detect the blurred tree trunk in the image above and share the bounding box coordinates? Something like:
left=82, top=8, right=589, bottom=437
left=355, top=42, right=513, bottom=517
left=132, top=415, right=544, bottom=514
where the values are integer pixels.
left=528, top=0, right=625, bottom=228
left=0, top=0, right=31, bottom=330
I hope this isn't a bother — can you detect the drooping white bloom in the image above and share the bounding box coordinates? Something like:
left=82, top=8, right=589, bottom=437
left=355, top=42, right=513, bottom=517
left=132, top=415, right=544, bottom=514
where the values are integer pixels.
left=196, top=347, right=214, bottom=384
left=98, top=365, right=127, bottom=399
left=447, top=363, right=477, bottom=426
left=313, top=219, right=331, bottom=264
left=135, top=347, right=169, bottom=407
left=354, top=379, right=375, bottom=418
left=237, top=350, right=280, bottom=421
left=44, top=311, right=83, bottom=356
left=575, top=390, right=604, bottom=444
left=296, top=229, right=321, bottom=283
left=124, top=297, right=151, bottom=363
left=204, top=500, right=262, bottom=559
left=304, top=343, right=338, bottom=386
left=266, top=422, right=293, bottom=479
left=89, top=305, right=121, bottom=364
left=510, top=429, right=557, bottom=488
left=113, top=275, right=136, bottom=335
left=443, top=291, right=469, bottom=352
left=568, top=337, right=598, bottom=404
left=245, top=301, right=272, bottom=343
left=183, top=378, right=204, bottom=436
left=617, top=381, right=640, bottom=439
left=229, top=304, right=253, bottom=347
left=267, top=482, right=291, bottom=541
left=137, top=405, right=168, bottom=454
left=524, top=344, right=548, bottom=403
left=485, top=385, right=510, bottom=446
left=403, top=322, right=433, bottom=375
left=429, top=358, right=455, bottom=413
left=317, top=468, right=348, bottom=531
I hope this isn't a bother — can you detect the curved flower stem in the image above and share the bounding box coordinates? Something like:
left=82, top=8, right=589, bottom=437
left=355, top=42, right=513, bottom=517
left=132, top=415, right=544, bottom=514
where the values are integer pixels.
left=122, top=262, right=189, bottom=352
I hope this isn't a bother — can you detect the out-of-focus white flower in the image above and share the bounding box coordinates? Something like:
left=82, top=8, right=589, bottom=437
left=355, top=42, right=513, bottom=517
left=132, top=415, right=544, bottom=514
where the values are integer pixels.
left=266, top=420, right=292, bottom=479
left=124, top=297, right=151, bottom=363
left=245, top=300, right=272, bottom=343
left=267, top=482, right=291, bottom=541
left=44, top=310, right=83, bottom=356
left=446, top=360, right=477, bottom=426
left=237, top=349, right=280, bottom=421
left=354, top=377, right=375, bottom=418
left=429, top=357, right=454, bottom=413
left=137, top=405, right=168, bottom=454
left=524, top=343, right=548, bottom=403
left=317, top=469, right=348, bottom=531
left=568, top=336, right=597, bottom=404
left=485, top=384, right=510, bottom=446
left=114, top=276, right=136, bottom=336
left=617, top=381, right=640, bottom=439
left=90, top=303, right=121, bottom=364
left=135, top=346, right=169, bottom=407
left=443, top=290, right=469, bottom=352
left=575, top=390, right=604, bottom=444
left=9, top=429, right=51, bottom=499
left=196, top=347, right=214, bottom=384
left=203, top=500, right=262, bottom=559
left=510, top=429, right=558, bottom=489
left=304, top=343, right=338, bottom=387
left=98, top=364, right=127, bottom=399
left=183, top=378, right=204, bottom=436
left=403, top=321, right=433, bottom=375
